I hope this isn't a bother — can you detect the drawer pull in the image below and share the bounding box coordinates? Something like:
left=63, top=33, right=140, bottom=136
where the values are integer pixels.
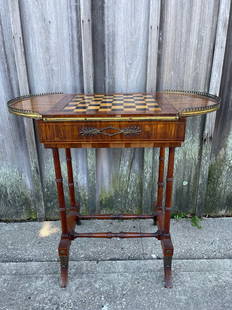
left=80, top=126, right=141, bottom=137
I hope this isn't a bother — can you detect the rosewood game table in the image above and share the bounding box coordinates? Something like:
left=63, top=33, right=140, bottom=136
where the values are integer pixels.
left=7, top=90, right=220, bottom=288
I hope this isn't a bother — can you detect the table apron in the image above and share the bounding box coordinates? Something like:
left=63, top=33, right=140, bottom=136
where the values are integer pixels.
left=36, top=119, right=186, bottom=148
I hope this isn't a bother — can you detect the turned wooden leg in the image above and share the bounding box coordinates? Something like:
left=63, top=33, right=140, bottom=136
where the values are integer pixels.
left=65, top=148, right=81, bottom=226
left=52, top=148, right=70, bottom=288
left=154, top=147, right=165, bottom=226
left=163, top=147, right=175, bottom=288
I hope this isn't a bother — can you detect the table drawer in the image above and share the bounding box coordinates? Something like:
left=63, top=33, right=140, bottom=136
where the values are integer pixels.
left=37, top=120, right=186, bottom=144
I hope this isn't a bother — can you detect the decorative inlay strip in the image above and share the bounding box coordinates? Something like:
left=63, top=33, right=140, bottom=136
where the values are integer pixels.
left=79, top=126, right=142, bottom=137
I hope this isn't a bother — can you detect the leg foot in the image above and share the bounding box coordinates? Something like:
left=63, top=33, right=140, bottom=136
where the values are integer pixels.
left=163, top=255, right=173, bottom=288
left=153, top=216, right=157, bottom=225
left=76, top=217, right=81, bottom=225
left=58, top=239, right=70, bottom=288
left=60, top=255, right=69, bottom=288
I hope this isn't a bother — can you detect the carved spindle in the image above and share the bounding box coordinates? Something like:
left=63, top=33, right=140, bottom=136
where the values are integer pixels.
left=154, top=147, right=165, bottom=226
left=65, top=148, right=81, bottom=225
left=164, top=147, right=175, bottom=234
left=163, top=147, right=175, bottom=288
left=52, top=148, right=68, bottom=236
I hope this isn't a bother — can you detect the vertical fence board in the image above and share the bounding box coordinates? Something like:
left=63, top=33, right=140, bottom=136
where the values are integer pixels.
left=0, top=0, right=36, bottom=219
left=196, top=0, right=231, bottom=215
left=206, top=7, right=232, bottom=215
left=102, top=0, right=150, bottom=214
left=157, top=0, right=220, bottom=213
left=19, top=0, right=85, bottom=218
left=9, top=0, right=45, bottom=220
left=142, top=0, right=161, bottom=213
left=1, top=0, right=232, bottom=220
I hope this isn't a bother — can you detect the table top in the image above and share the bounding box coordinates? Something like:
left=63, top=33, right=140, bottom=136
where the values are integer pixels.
left=7, top=90, right=220, bottom=121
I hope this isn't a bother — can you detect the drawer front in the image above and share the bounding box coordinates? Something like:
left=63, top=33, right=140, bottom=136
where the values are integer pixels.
left=37, top=120, right=186, bottom=144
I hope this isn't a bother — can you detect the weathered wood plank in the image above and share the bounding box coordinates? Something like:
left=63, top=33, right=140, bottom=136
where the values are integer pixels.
left=9, top=0, right=45, bottom=220
left=102, top=0, right=150, bottom=213
left=142, top=0, right=161, bottom=213
left=19, top=0, right=85, bottom=218
left=196, top=0, right=231, bottom=215
left=79, top=0, right=97, bottom=214
left=0, top=0, right=36, bottom=220
left=157, top=0, right=220, bottom=213
left=206, top=7, right=232, bottom=215
left=80, top=0, right=94, bottom=93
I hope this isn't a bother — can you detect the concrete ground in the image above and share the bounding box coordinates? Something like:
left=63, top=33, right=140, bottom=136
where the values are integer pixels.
left=0, top=218, right=232, bottom=310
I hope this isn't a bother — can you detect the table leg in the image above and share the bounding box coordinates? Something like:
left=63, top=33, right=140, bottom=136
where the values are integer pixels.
left=154, top=147, right=165, bottom=227
left=163, top=147, right=175, bottom=288
left=52, top=148, right=70, bottom=288
left=65, top=148, right=81, bottom=226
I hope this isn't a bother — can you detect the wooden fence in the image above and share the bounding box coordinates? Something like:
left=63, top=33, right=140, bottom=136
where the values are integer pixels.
left=0, top=0, right=232, bottom=220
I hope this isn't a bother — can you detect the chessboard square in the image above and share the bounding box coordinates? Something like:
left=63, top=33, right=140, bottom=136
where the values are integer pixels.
left=99, top=108, right=110, bottom=112
left=88, top=106, right=99, bottom=110
left=74, top=109, right=86, bottom=112
left=102, top=100, right=113, bottom=103
left=147, top=103, right=158, bottom=106
left=123, top=98, right=134, bottom=101
left=147, top=103, right=159, bottom=107
left=134, top=100, right=145, bottom=104
left=111, top=109, right=122, bottom=112
left=149, top=107, right=161, bottom=111
left=75, top=106, right=87, bottom=110
left=136, top=103, right=146, bottom=106
left=136, top=108, right=147, bottom=111
left=123, top=104, right=135, bottom=108
left=124, top=108, right=136, bottom=111
left=135, top=98, right=144, bottom=102
left=113, top=100, right=123, bottom=103
left=112, top=106, right=123, bottom=109
left=145, top=98, right=156, bottom=102
left=89, top=103, right=100, bottom=106
left=64, top=106, right=76, bottom=110
left=112, top=103, right=123, bottom=106
left=101, top=104, right=112, bottom=107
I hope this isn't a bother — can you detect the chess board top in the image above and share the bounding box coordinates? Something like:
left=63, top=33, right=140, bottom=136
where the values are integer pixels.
left=7, top=91, right=220, bottom=121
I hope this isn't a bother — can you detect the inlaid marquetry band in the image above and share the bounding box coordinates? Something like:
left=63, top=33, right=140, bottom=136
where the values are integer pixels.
left=79, top=126, right=142, bottom=137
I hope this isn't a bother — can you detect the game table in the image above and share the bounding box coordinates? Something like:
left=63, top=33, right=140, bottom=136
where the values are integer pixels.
left=7, top=90, right=220, bottom=288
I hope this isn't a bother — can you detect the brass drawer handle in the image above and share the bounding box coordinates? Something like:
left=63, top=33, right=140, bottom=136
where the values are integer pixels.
left=80, top=126, right=141, bottom=137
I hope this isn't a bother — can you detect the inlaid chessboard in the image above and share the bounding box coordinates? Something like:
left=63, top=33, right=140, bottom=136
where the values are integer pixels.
left=63, top=94, right=161, bottom=113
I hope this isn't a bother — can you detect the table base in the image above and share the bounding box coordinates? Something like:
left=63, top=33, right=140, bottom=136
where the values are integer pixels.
left=52, top=147, right=175, bottom=288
